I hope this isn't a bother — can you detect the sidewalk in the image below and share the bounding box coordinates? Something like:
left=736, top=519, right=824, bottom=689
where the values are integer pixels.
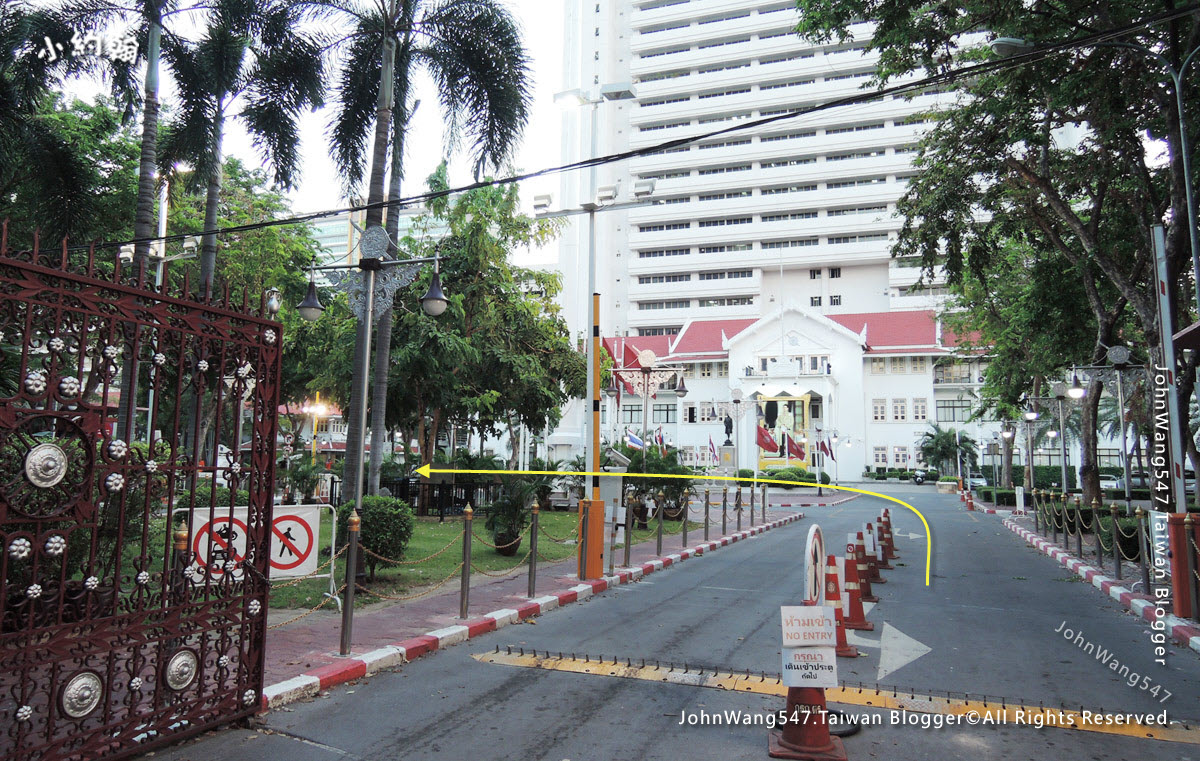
left=260, top=503, right=819, bottom=709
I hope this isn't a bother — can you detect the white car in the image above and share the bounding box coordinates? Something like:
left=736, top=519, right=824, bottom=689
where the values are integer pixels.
left=967, top=472, right=988, bottom=488
left=1098, top=475, right=1121, bottom=490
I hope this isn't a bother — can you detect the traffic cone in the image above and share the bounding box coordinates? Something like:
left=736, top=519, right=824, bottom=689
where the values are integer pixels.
left=825, top=554, right=858, bottom=658
left=838, top=550, right=873, bottom=630
left=769, top=600, right=848, bottom=761
left=881, top=508, right=900, bottom=559
left=966, top=492, right=975, bottom=511
left=873, top=520, right=894, bottom=570
left=864, top=523, right=886, bottom=584
left=854, top=532, right=879, bottom=603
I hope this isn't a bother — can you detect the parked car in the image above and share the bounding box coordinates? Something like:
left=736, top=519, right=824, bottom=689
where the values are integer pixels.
left=1098, top=475, right=1121, bottom=490
left=967, top=471, right=988, bottom=488
left=1116, top=471, right=1194, bottom=490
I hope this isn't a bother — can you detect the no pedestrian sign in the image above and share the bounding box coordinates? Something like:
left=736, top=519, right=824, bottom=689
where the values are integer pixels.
left=188, top=506, right=321, bottom=581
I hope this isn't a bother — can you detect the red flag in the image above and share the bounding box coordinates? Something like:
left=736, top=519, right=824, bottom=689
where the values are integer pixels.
left=827, top=436, right=837, bottom=461
left=756, top=424, right=777, bottom=451
left=787, top=434, right=806, bottom=460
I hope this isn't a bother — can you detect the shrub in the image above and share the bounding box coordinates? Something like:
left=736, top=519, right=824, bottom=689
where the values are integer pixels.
left=769, top=470, right=802, bottom=489
left=938, top=476, right=958, bottom=483
left=189, top=481, right=250, bottom=508
left=736, top=468, right=757, bottom=487
left=820, top=471, right=831, bottom=485
left=338, top=496, right=414, bottom=581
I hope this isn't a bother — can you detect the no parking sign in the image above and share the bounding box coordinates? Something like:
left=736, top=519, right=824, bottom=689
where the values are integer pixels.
left=188, top=506, right=321, bottom=581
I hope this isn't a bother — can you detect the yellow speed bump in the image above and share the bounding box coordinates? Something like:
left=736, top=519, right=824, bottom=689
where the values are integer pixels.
left=473, top=649, right=1198, bottom=745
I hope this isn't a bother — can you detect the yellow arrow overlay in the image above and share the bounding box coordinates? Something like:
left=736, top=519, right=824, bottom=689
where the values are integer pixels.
left=415, top=464, right=933, bottom=586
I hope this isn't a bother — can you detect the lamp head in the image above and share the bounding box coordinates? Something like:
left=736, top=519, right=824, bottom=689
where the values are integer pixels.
left=297, top=279, right=325, bottom=322
left=420, top=270, right=448, bottom=317
left=1067, top=373, right=1085, bottom=399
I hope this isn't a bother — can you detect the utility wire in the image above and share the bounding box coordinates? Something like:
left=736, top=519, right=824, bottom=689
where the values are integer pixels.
left=64, top=4, right=1200, bottom=253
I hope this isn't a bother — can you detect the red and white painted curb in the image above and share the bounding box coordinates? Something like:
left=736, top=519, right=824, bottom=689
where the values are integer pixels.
left=261, top=511, right=806, bottom=711
left=1003, top=518, right=1200, bottom=655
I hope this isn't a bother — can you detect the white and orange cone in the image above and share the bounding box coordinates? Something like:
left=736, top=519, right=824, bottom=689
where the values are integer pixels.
left=854, top=531, right=879, bottom=603
left=838, top=548, right=873, bottom=631
left=825, top=554, right=858, bottom=658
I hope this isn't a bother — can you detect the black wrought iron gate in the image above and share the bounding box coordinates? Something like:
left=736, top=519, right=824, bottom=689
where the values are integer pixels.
left=0, top=233, right=282, bottom=760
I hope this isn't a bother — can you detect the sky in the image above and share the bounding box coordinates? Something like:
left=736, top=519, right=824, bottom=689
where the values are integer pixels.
left=55, top=0, right=566, bottom=260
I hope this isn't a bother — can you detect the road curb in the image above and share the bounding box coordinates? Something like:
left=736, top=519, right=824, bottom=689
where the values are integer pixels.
left=1002, top=518, right=1200, bottom=656
left=261, top=511, right=806, bottom=711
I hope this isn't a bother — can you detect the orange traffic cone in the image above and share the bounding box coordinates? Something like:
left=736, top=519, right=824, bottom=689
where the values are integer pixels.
left=881, top=508, right=900, bottom=559
left=864, top=523, right=887, bottom=583
left=873, top=519, right=893, bottom=570
left=966, top=492, right=975, bottom=511
left=854, top=531, right=879, bottom=603
left=825, top=554, right=858, bottom=658
left=769, top=599, right=849, bottom=761
left=838, top=550, right=874, bottom=630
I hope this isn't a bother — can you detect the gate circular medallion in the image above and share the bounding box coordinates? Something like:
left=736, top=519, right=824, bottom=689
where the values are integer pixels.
left=60, top=672, right=103, bottom=718
left=165, top=649, right=198, bottom=691
left=25, top=442, right=68, bottom=488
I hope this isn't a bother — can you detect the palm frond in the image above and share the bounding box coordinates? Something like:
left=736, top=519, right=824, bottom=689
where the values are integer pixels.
left=326, top=25, right=383, bottom=197
left=414, top=0, right=531, bottom=176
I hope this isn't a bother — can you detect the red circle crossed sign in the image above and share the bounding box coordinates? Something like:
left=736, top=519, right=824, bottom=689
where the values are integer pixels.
left=270, top=514, right=314, bottom=571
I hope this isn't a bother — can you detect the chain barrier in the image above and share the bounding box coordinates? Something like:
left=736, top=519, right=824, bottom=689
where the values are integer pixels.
left=271, top=544, right=347, bottom=589
left=359, top=534, right=462, bottom=567
left=471, top=521, right=533, bottom=550
left=354, top=562, right=465, bottom=602
left=471, top=549, right=533, bottom=578
left=539, top=522, right=579, bottom=542
left=267, top=584, right=347, bottom=630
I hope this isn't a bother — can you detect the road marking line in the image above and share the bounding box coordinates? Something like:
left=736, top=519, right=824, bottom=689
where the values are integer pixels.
left=472, top=651, right=1198, bottom=745
left=700, top=586, right=759, bottom=592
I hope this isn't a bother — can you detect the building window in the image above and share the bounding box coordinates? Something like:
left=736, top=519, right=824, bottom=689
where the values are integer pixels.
left=913, top=398, right=928, bottom=421
left=809, top=400, right=821, bottom=418
left=890, top=357, right=907, bottom=373
left=872, top=399, right=886, bottom=421
left=893, top=446, right=909, bottom=465
left=871, top=358, right=886, bottom=374
left=1098, top=448, right=1122, bottom=468
left=639, top=326, right=681, bottom=336
left=934, top=361, right=973, bottom=383
left=810, top=269, right=821, bottom=279
left=829, top=267, right=841, bottom=278
left=873, top=447, right=888, bottom=466
left=892, top=399, right=907, bottom=422
left=622, top=405, right=642, bottom=425
left=913, top=449, right=926, bottom=466
left=682, top=403, right=697, bottom=423
left=716, top=362, right=728, bottom=377
left=699, top=403, right=720, bottom=422
left=935, top=399, right=973, bottom=422
left=652, top=404, right=677, bottom=423
left=810, top=296, right=822, bottom=307
left=699, top=363, right=714, bottom=377
left=911, top=356, right=927, bottom=373
left=830, top=295, right=841, bottom=306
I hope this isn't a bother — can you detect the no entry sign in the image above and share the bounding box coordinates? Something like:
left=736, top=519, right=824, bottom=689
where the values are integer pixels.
left=188, top=506, right=321, bottom=581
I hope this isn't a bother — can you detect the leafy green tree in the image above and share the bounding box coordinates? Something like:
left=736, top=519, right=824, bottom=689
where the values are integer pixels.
left=916, top=423, right=977, bottom=477
left=0, top=4, right=115, bottom=244
left=795, top=1, right=1199, bottom=506
left=310, top=0, right=534, bottom=499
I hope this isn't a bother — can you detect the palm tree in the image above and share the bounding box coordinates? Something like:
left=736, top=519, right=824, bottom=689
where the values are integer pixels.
left=158, top=0, right=324, bottom=295
left=311, top=0, right=533, bottom=499
left=916, top=423, right=977, bottom=476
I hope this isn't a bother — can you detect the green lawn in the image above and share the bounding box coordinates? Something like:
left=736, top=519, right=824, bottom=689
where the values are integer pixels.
left=268, top=511, right=588, bottom=610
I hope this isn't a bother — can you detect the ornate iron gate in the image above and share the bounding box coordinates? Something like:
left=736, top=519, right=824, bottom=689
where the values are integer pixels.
left=0, top=232, right=282, bottom=760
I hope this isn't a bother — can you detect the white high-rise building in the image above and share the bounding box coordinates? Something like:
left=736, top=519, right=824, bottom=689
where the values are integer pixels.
left=545, top=2, right=1098, bottom=484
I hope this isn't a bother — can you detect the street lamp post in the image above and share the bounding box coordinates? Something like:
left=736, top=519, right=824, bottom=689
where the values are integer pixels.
left=991, top=431, right=1000, bottom=489
left=301, top=396, right=328, bottom=465
left=297, top=225, right=448, bottom=656
left=1024, top=407, right=1039, bottom=490
left=1001, top=425, right=1014, bottom=489
left=1070, top=351, right=1145, bottom=515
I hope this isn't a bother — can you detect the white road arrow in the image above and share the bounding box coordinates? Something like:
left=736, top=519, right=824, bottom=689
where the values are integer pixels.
left=843, top=620, right=931, bottom=682
left=897, top=532, right=924, bottom=540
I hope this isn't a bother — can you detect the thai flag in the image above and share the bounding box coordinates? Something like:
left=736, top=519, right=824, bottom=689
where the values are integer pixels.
left=624, top=429, right=644, bottom=450
left=709, top=435, right=718, bottom=464
left=655, top=426, right=667, bottom=455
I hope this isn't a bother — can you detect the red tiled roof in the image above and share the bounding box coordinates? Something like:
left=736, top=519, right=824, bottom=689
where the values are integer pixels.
left=828, top=310, right=937, bottom=348
left=670, top=318, right=757, bottom=355
left=602, top=335, right=673, bottom=368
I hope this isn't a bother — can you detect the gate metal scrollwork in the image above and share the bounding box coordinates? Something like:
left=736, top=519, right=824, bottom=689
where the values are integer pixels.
left=0, top=230, right=282, bottom=761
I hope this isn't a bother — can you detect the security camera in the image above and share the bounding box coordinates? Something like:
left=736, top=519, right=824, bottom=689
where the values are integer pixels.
left=533, top=194, right=553, bottom=212
left=118, top=244, right=134, bottom=263
left=596, top=185, right=618, bottom=204
left=633, top=179, right=657, bottom=198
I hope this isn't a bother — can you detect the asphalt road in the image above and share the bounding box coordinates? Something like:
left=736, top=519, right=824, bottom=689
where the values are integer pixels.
left=150, top=485, right=1200, bottom=761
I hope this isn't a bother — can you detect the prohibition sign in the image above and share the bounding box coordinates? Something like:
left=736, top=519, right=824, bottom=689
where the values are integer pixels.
left=271, top=514, right=314, bottom=571
left=193, top=515, right=249, bottom=576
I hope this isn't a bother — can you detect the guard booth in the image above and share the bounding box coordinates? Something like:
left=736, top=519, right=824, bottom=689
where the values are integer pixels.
left=578, top=449, right=629, bottom=580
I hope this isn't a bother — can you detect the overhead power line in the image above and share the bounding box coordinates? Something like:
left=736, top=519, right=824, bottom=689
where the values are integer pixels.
left=66, top=4, right=1200, bottom=253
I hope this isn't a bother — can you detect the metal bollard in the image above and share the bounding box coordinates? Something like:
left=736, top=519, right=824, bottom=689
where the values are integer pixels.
left=340, top=511, right=361, bottom=655
left=749, top=486, right=755, bottom=527
left=722, top=486, right=728, bottom=535
left=1033, top=489, right=1040, bottom=533
left=528, top=502, right=539, bottom=598
left=608, top=498, right=618, bottom=577
left=1075, top=496, right=1083, bottom=558
left=682, top=494, right=689, bottom=548
left=459, top=505, right=473, bottom=619
left=704, top=487, right=711, bottom=542
left=1137, top=508, right=1151, bottom=595
left=1110, top=503, right=1121, bottom=580
left=1093, top=498, right=1104, bottom=571
left=656, top=491, right=664, bottom=557
left=736, top=488, right=743, bottom=532
left=761, top=483, right=768, bottom=523
left=1051, top=492, right=1059, bottom=544
left=624, top=497, right=633, bottom=568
